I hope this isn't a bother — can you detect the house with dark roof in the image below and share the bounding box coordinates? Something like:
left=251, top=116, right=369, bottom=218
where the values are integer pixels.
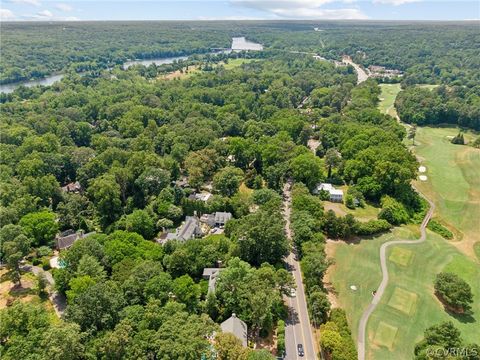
left=220, top=313, right=248, bottom=347
left=163, top=216, right=203, bottom=242
left=200, top=212, right=232, bottom=227
left=55, top=230, right=95, bottom=250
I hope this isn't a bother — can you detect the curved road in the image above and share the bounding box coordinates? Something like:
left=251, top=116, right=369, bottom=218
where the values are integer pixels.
left=357, top=193, right=435, bottom=360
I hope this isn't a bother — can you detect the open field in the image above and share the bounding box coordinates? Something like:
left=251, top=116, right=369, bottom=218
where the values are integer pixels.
left=330, top=228, right=480, bottom=359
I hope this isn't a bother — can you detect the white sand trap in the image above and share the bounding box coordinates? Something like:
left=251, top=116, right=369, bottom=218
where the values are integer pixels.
left=419, top=166, right=426, bottom=173
left=350, top=285, right=358, bottom=291
left=419, top=175, right=428, bottom=181
left=379, top=97, right=385, bottom=101
left=446, top=135, right=454, bottom=139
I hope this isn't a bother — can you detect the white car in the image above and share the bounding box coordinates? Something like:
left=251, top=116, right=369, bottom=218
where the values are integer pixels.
left=290, top=288, right=296, bottom=297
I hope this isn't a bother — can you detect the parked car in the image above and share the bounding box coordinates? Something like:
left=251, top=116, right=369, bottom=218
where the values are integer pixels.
left=290, top=288, right=296, bottom=297
left=297, top=344, right=304, bottom=357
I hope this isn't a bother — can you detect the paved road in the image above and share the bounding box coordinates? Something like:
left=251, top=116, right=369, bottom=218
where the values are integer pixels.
left=21, top=264, right=66, bottom=317
left=283, top=181, right=318, bottom=360
left=357, top=193, right=435, bottom=360
left=342, top=56, right=370, bottom=84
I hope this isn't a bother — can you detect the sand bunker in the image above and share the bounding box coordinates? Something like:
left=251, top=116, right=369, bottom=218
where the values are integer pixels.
left=419, top=175, right=428, bottom=181
left=419, top=166, right=426, bottom=173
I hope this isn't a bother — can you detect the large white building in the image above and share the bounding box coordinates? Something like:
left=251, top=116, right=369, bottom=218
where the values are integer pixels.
left=313, top=183, right=344, bottom=202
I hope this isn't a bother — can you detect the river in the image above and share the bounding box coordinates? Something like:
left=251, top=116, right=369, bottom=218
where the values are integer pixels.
left=1, top=38, right=262, bottom=94
left=231, top=37, right=263, bottom=51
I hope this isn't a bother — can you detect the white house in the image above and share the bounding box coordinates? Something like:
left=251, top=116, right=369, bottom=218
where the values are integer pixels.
left=313, top=183, right=344, bottom=202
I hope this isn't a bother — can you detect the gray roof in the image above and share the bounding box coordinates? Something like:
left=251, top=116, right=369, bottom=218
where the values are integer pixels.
left=214, top=212, right=232, bottom=225
left=202, top=268, right=224, bottom=293
left=165, top=216, right=202, bottom=242
left=221, top=314, right=248, bottom=347
left=55, top=230, right=95, bottom=250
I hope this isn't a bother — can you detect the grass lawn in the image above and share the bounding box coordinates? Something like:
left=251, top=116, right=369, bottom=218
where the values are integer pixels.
left=413, top=126, right=480, bottom=258
left=378, top=83, right=401, bottom=118
left=222, top=58, right=258, bottom=70
left=387, top=287, right=418, bottom=315
left=331, top=228, right=480, bottom=360
left=388, top=247, right=414, bottom=267
left=373, top=321, right=398, bottom=350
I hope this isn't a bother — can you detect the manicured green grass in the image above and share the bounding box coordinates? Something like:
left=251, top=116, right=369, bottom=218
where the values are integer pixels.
left=331, top=228, right=480, bottom=360
left=387, top=287, right=418, bottom=315
left=373, top=321, right=398, bottom=350
left=388, top=247, right=413, bottom=267
left=378, top=84, right=401, bottom=118
left=330, top=84, right=480, bottom=359
left=222, top=58, right=258, bottom=70
left=414, top=127, right=479, bottom=255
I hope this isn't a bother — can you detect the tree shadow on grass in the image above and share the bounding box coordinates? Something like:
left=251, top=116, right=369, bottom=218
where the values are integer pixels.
left=447, top=310, right=476, bottom=324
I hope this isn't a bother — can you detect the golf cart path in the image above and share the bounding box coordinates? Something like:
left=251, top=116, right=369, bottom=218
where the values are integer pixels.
left=357, top=192, right=435, bottom=360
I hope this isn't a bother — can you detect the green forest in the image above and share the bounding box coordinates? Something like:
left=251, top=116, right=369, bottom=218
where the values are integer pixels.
left=0, top=21, right=478, bottom=360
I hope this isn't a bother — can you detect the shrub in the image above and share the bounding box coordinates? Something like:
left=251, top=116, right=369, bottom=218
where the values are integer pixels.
left=277, top=320, right=286, bottom=354
left=32, top=258, right=41, bottom=266
left=378, top=195, right=409, bottom=225
left=355, top=219, right=392, bottom=236
left=427, top=219, right=453, bottom=240
left=451, top=133, right=465, bottom=145
left=41, top=258, right=51, bottom=271
left=434, top=272, right=473, bottom=313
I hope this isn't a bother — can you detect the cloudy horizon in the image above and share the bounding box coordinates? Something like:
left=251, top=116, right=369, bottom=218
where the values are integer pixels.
left=1, top=0, right=479, bottom=22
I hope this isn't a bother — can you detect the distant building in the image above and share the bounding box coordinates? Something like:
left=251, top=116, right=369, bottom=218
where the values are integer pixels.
left=200, top=212, right=232, bottom=227
left=61, top=181, right=82, bottom=193
left=188, top=192, right=213, bottom=202
left=313, top=183, right=344, bottom=202
left=164, top=216, right=203, bottom=242
left=221, top=313, right=248, bottom=347
left=202, top=267, right=224, bottom=293
left=55, top=229, right=95, bottom=250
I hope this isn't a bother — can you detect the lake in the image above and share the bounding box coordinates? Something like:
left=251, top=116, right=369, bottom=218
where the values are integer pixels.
left=1, top=39, right=261, bottom=93
left=0, top=74, right=65, bottom=94
left=231, top=37, right=263, bottom=51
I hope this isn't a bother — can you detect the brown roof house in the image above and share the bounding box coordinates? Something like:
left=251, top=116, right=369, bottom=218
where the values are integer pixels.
left=221, top=314, right=248, bottom=347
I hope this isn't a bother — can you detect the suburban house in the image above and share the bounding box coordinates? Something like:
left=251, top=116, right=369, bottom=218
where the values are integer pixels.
left=313, top=183, right=344, bottom=202
left=55, top=229, right=95, bottom=250
left=188, top=191, right=213, bottom=202
left=163, top=216, right=203, bottom=242
left=200, top=212, right=232, bottom=228
left=220, top=313, right=248, bottom=347
left=202, top=267, right=224, bottom=294
left=61, top=181, right=82, bottom=193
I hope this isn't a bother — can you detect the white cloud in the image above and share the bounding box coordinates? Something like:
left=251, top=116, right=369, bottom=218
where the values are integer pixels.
left=0, top=8, right=16, bottom=19
left=55, top=3, right=73, bottom=12
left=9, top=0, right=40, bottom=6
left=31, top=9, right=53, bottom=18
left=372, top=0, right=421, bottom=5
left=232, top=0, right=367, bottom=19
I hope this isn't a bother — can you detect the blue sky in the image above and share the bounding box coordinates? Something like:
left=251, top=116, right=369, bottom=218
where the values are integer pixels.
left=1, top=0, right=479, bottom=21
